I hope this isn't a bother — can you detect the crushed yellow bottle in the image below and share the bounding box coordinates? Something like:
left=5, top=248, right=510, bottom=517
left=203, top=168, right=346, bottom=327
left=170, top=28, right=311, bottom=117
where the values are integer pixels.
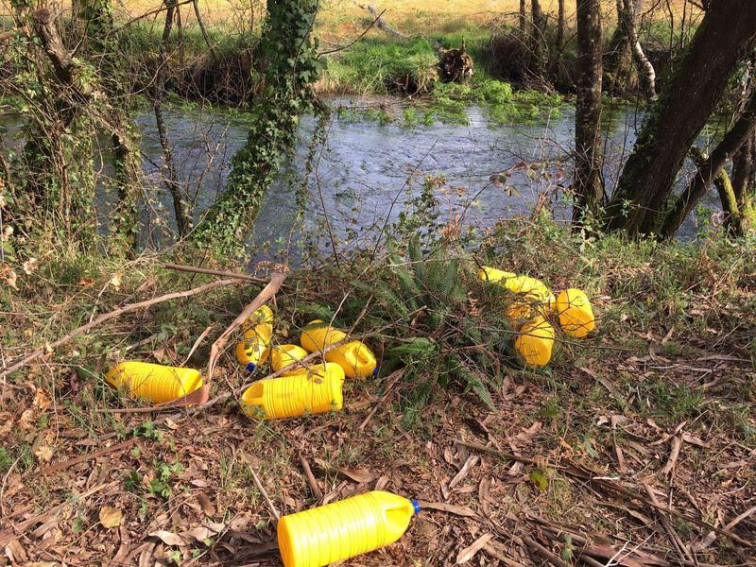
left=239, top=362, right=345, bottom=420
left=514, top=316, right=555, bottom=367
left=554, top=289, right=595, bottom=339
left=106, top=361, right=203, bottom=404
left=479, top=267, right=554, bottom=305
left=277, top=490, right=419, bottom=567
left=236, top=323, right=273, bottom=372
left=271, top=344, right=309, bottom=374
left=241, top=304, right=274, bottom=331
left=300, top=321, right=378, bottom=379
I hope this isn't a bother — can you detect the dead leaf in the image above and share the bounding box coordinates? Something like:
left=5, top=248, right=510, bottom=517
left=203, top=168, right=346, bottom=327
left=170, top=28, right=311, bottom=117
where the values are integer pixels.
left=0, top=266, right=17, bottom=290
left=33, top=445, right=53, bottom=463
left=33, top=387, right=52, bottom=411
left=456, top=533, right=494, bottom=564
left=18, top=409, right=35, bottom=430
left=449, top=455, right=479, bottom=490
left=336, top=467, right=376, bottom=484
left=195, top=492, right=215, bottom=516
left=682, top=434, right=707, bottom=447
left=181, top=526, right=214, bottom=543
left=149, top=530, right=186, bottom=547
left=22, top=258, right=38, bottom=275
left=108, top=272, right=123, bottom=291
left=99, top=506, right=122, bottom=529
left=4, top=539, right=28, bottom=563
left=416, top=501, right=477, bottom=517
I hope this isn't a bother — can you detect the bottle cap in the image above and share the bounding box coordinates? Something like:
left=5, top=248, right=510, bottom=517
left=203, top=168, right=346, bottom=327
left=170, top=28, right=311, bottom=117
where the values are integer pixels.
left=411, top=500, right=420, bottom=515
left=246, top=362, right=257, bottom=372
left=372, top=367, right=379, bottom=377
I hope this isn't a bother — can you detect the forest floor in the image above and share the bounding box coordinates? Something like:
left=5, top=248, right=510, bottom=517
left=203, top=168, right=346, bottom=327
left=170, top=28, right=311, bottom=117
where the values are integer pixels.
left=1, top=220, right=754, bottom=566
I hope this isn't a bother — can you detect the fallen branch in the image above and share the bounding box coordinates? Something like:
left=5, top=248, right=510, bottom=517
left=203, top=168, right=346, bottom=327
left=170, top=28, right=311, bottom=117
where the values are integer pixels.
left=206, top=272, right=287, bottom=388
left=299, top=455, right=323, bottom=500
left=32, top=438, right=139, bottom=478
left=0, top=278, right=243, bottom=379
left=242, top=453, right=280, bottom=521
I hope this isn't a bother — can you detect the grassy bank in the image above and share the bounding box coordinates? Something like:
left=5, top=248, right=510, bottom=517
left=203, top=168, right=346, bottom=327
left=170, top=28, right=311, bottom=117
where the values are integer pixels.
left=1, top=218, right=753, bottom=564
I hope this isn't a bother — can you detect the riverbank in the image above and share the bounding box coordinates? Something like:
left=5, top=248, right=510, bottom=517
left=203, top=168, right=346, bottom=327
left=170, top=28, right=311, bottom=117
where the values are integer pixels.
left=1, top=218, right=753, bottom=564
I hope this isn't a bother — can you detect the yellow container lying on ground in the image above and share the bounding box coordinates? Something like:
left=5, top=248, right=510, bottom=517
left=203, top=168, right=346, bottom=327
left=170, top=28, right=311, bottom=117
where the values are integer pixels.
left=300, top=320, right=378, bottom=379
left=271, top=344, right=310, bottom=374
left=239, top=362, right=345, bottom=420
left=554, top=288, right=596, bottom=339
left=106, top=361, right=203, bottom=404
left=514, top=316, right=555, bottom=367
left=478, top=266, right=555, bottom=321
left=241, top=304, right=274, bottom=331
left=236, top=323, right=273, bottom=372
left=277, top=490, right=419, bottom=567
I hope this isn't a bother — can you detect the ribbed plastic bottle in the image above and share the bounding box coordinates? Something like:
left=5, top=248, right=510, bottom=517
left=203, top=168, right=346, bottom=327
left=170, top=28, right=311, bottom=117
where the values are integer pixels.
left=241, top=305, right=274, bottom=331
left=554, top=288, right=595, bottom=339
left=106, top=361, right=203, bottom=404
left=300, top=320, right=378, bottom=379
left=239, top=362, right=345, bottom=420
left=478, top=266, right=554, bottom=305
left=277, top=490, right=419, bottom=567
left=235, top=323, right=273, bottom=372
left=271, top=344, right=310, bottom=375
left=514, top=316, right=555, bottom=367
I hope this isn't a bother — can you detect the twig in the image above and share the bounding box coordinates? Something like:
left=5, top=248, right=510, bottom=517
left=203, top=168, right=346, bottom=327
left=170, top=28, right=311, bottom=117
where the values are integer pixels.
left=660, top=435, right=683, bottom=476
left=299, top=455, right=323, bottom=500
left=456, top=438, right=562, bottom=469
left=182, top=324, right=215, bottom=366
left=524, top=536, right=569, bottom=567
left=162, top=262, right=270, bottom=284
left=318, top=9, right=386, bottom=55
left=358, top=368, right=406, bottom=430
left=0, top=278, right=242, bottom=379
left=643, top=483, right=694, bottom=563
left=242, top=454, right=280, bottom=521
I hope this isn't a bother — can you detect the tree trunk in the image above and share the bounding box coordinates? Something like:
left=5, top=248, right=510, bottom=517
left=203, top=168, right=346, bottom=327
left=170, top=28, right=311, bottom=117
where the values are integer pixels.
left=154, top=0, right=192, bottom=238
left=604, top=1, right=756, bottom=237
left=530, top=0, right=547, bottom=79
left=557, top=0, right=565, bottom=52
left=191, top=0, right=322, bottom=252
left=573, top=0, right=604, bottom=224
left=660, top=65, right=756, bottom=238
left=604, top=0, right=635, bottom=94
left=621, top=0, right=655, bottom=100
left=519, top=0, right=527, bottom=36
left=713, top=168, right=743, bottom=237
left=732, top=133, right=755, bottom=206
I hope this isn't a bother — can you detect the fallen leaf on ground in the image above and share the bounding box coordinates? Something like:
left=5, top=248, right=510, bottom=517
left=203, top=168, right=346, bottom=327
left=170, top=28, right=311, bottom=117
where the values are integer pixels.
left=99, top=506, right=122, bottom=529
left=456, top=533, right=494, bottom=564
left=148, top=530, right=186, bottom=547
left=337, top=467, right=376, bottom=483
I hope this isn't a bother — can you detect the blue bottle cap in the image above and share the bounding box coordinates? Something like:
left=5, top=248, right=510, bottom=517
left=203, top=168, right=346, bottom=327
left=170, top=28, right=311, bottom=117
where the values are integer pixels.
left=246, top=362, right=257, bottom=372
left=372, top=367, right=379, bottom=377
left=411, top=500, right=420, bottom=515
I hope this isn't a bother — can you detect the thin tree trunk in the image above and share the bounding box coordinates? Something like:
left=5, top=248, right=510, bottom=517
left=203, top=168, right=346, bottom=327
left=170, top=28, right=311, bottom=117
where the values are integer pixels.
left=713, top=168, right=742, bottom=237
left=621, top=0, right=655, bottom=100
left=557, top=0, right=565, bottom=52
left=154, top=0, right=192, bottom=238
left=530, top=0, right=547, bottom=79
left=519, top=0, right=528, bottom=36
left=192, top=0, right=217, bottom=58
left=573, top=0, right=604, bottom=224
left=605, top=0, right=635, bottom=94
left=659, top=86, right=756, bottom=239
left=732, top=133, right=755, bottom=206
left=604, top=1, right=756, bottom=236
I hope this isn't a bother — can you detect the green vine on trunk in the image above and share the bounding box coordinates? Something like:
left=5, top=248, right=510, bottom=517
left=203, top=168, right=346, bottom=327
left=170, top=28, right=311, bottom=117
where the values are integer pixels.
left=192, top=0, right=325, bottom=255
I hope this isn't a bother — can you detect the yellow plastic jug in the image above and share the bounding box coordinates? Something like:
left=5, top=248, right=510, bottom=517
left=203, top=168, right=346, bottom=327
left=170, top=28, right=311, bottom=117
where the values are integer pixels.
left=514, top=316, right=555, bottom=367
left=299, top=320, right=347, bottom=352
left=271, top=344, right=309, bottom=374
left=236, top=323, right=273, bottom=372
left=300, top=321, right=378, bottom=379
left=106, top=361, right=203, bottom=404
left=277, top=490, right=419, bottom=567
left=241, top=304, right=274, bottom=331
left=479, top=267, right=554, bottom=305
left=554, top=288, right=595, bottom=339
left=239, top=362, right=345, bottom=420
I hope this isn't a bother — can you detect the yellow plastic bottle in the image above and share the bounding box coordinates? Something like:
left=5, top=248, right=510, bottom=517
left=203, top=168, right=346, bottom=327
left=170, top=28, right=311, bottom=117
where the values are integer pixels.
left=106, top=361, right=203, bottom=404
left=239, top=362, right=345, bottom=420
left=300, top=321, right=378, bottom=379
left=271, top=344, right=310, bottom=374
left=277, top=490, right=419, bottom=567
left=236, top=323, right=273, bottom=372
left=554, top=288, right=596, bottom=339
left=514, top=316, right=555, bottom=367
left=241, top=304, right=274, bottom=331
left=479, top=267, right=554, bottom=306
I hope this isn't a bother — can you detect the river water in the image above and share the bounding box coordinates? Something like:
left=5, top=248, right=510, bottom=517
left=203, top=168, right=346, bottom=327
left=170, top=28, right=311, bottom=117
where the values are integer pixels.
left=1, top=98, right=721, bottom=260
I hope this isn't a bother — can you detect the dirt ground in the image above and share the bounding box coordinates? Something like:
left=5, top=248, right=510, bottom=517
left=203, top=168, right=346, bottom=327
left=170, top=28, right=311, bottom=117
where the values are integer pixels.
left=1, top=275, right=753, bottom=566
